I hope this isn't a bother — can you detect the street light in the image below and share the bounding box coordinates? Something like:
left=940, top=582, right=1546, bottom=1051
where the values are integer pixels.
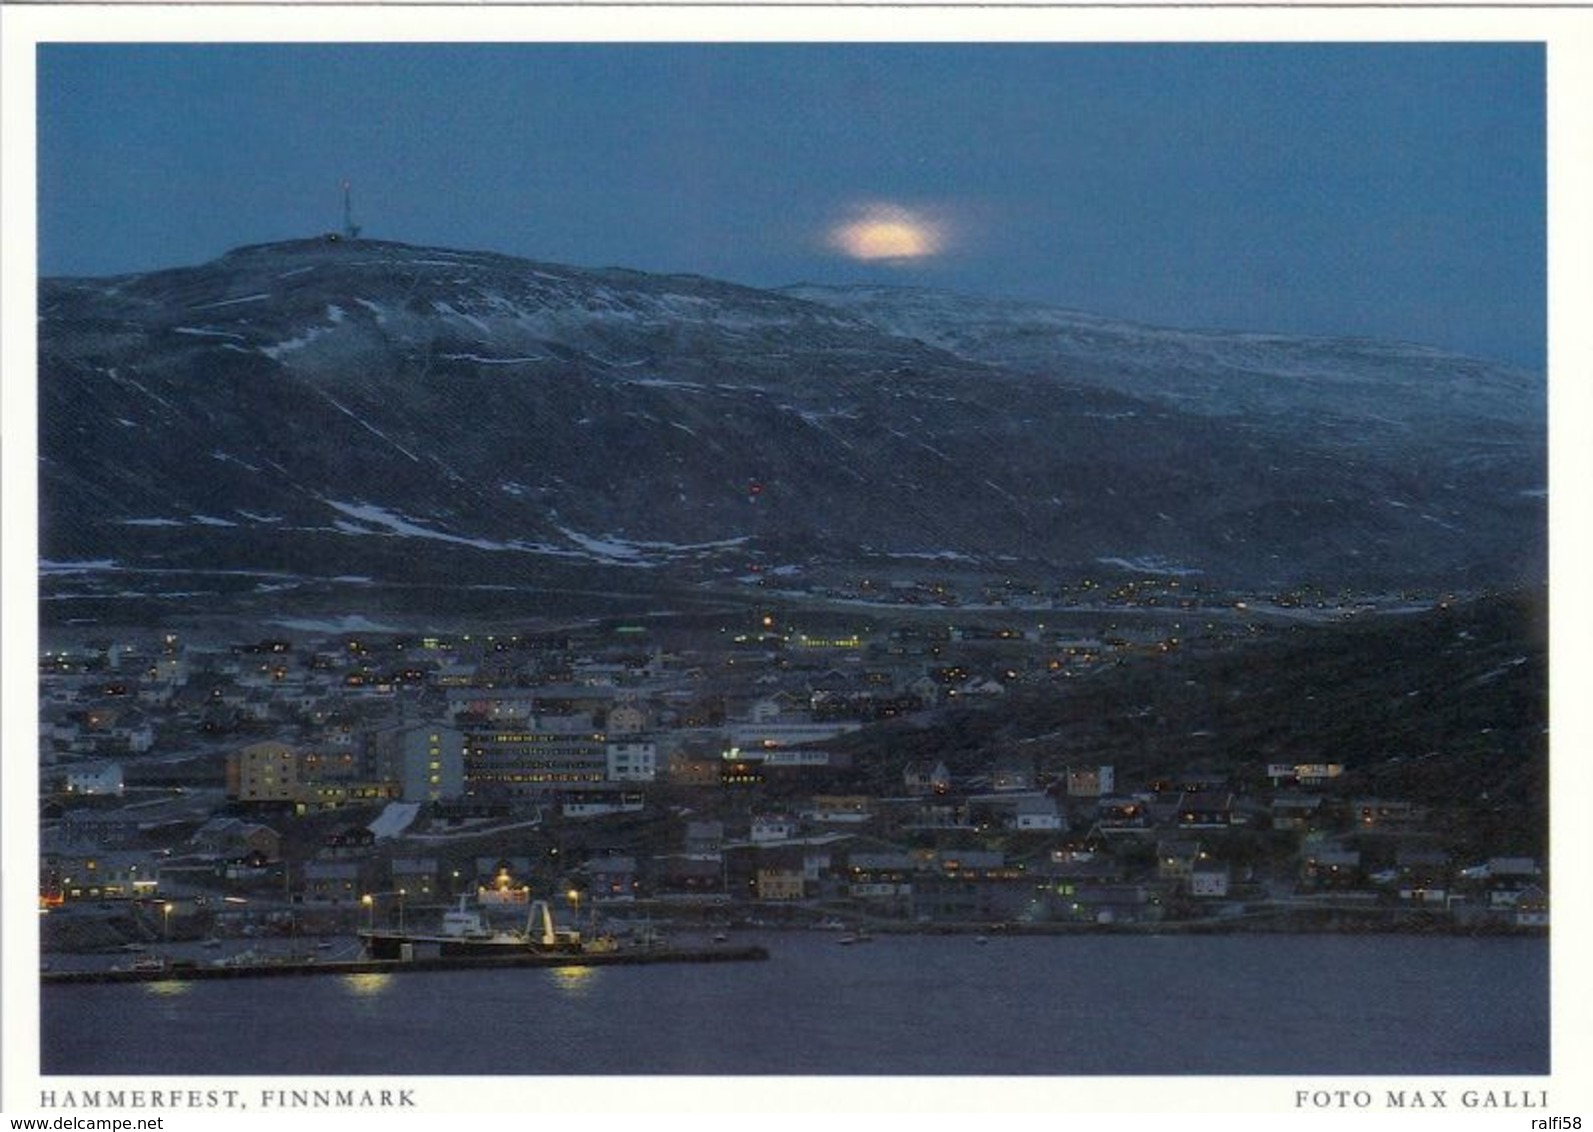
left=567, top=888, right=581, bottom=928
left=162, top=901, right=173, bottom=942
left=361, top=893, right=374, bottom=931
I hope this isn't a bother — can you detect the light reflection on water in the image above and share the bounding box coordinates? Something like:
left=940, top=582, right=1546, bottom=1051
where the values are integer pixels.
left=138, top=977, right=195, bottom=1023
left=549, top=965, right=598, bottom=997
left=341, top=972, right=394, bottom=997
left=141, top=979, right=192, bottom=998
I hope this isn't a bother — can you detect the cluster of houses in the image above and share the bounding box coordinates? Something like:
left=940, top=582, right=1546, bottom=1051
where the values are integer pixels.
left=37, top=621, right=1547, bottom=935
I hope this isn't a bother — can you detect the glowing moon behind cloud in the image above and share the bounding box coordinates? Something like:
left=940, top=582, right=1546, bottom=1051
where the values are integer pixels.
left=829, top=202, right=948, bottom=261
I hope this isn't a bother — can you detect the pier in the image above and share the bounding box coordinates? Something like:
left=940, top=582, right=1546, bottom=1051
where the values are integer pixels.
left=41, top=944, right=769, bottom=986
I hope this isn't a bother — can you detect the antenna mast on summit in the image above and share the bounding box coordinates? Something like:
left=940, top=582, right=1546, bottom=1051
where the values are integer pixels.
left=342, top=179, right=362, bottom=240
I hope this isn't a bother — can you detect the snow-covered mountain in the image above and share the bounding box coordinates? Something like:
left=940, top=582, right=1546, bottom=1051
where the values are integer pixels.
left=780, top=284, right=1544, bottom=445
left=38, top=238, right=1545, bottom=620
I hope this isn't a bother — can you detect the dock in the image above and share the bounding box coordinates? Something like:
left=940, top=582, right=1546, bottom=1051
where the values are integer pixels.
left=42, top=945, right=769, bottom=986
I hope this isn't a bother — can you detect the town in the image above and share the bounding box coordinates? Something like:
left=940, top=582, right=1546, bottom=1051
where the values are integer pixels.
left=38, top=578, right=1549, bottom=954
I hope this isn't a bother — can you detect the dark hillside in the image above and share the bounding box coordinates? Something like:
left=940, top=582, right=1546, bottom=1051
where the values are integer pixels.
left=832, top=588, right=1548, bottom=860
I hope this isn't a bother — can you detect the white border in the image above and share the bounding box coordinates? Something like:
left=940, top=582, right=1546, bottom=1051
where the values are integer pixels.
left=3, top=6, right=1589, bottom=1119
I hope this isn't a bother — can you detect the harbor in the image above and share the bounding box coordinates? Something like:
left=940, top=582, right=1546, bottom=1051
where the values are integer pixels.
left=43, top=893, right=768, bottom=985
left=41, top=942, right=770, bottom=986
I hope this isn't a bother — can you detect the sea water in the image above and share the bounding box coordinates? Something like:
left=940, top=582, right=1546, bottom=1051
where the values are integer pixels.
left=41, top=932, right=1548, bottom=1077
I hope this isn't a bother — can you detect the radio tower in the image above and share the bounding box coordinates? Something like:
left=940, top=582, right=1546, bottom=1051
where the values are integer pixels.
left=342, top=179, right=362, bottom=240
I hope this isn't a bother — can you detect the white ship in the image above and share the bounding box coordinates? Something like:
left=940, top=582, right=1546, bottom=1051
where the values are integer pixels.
left=358, top=896, right=584, bottom=960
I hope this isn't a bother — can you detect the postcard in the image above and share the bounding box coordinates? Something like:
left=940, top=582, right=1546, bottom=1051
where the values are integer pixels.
left=3, top=3, right=1588, bottom=1120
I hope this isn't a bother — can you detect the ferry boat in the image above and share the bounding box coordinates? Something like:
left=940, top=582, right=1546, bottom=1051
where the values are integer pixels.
left=358, top=896, right=584, bottom=960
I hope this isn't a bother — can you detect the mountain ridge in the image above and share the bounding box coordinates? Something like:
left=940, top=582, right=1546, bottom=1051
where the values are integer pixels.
left=38, top=238, right=1546, bottom=622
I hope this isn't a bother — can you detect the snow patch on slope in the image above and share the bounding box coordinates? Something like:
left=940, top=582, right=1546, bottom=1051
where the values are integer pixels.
left=41, top=559, right=121, bottom=574
left=260, top=326, right=328, bottom=360
left=369, top=802, right=422, bottom=840
left=316, top=393, right=422, bottom=463
left=270, top=613, right=399, bottom=633
left=325, top=501, right=509, bottom=551
left=1096, top=556, right=1204, bottom=577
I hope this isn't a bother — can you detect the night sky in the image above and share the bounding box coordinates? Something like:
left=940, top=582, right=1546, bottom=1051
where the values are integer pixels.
left=36, top=42, right=1545, bottom=368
